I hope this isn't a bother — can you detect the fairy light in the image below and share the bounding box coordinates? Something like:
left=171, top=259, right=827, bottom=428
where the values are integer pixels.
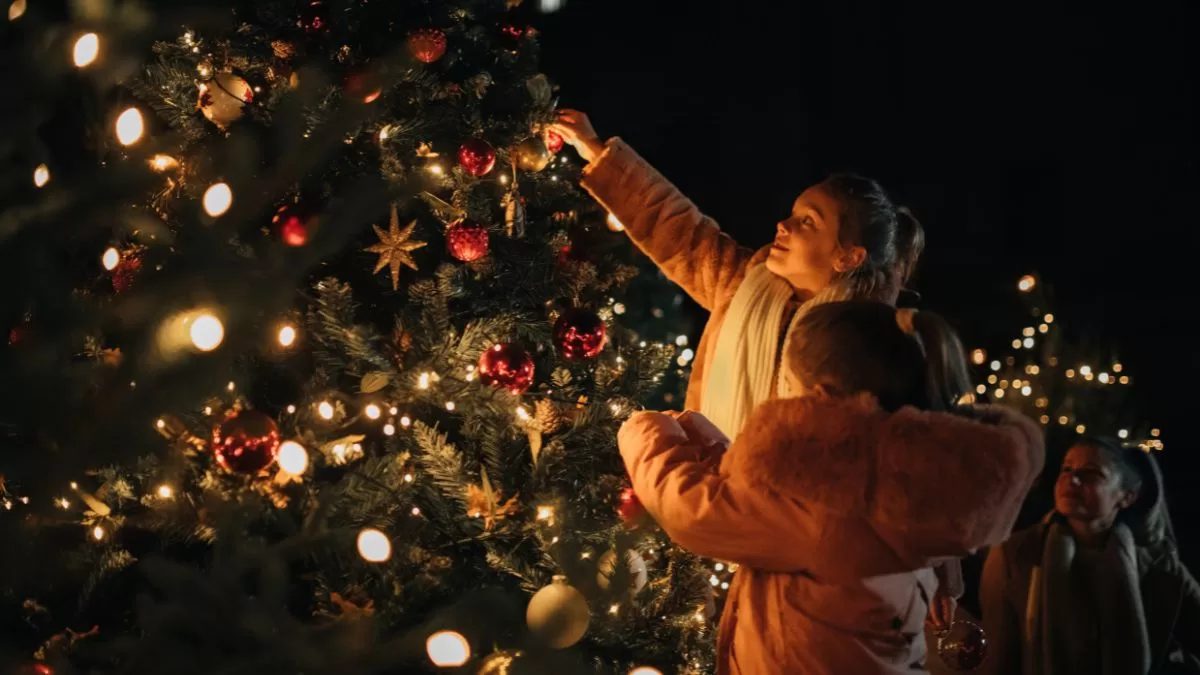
left=1022, top=327, right=1035, bottom=337
left=1040, top=415, right=1050, bottom=425
left=676, top=335, right=689, bottom=347
left=33, top=164, right=50, bottom=187
left=1079, top=365, right=1092, bottom=376
left=426, top=631, right=471, bottom=667
left=365, top=403, right=382, bottom=420
left=227, top=381, right=236, bottom=391
left=203, top=182, right=233, bottom=217
left=994, top=389, right=1005, bottom=399
left=516, top=406, right=531, bottom=421
left=8, top=0, right=26, bottom=20
left=1066, top=369, right=1076, bottom=378
left=708, top=575, right=719, bottom=586
left=277, top=441, right=308, bottom=475
left=498, top=173, right=510, bottom=185
left=990, top=360, right=1001, bottom=371
left=1011, top=339, right=1021, bottom=349
left=606, top=213, right=625, bottom=232
left=1151, top=428, right=1161, bottom=437
left=189, top=313, right=224, bottom=351
left=613, top=303, right=626, bottom=315
left=987, top=374, right=998, bottom=384
left=418, top=372, right=431, bottom=389
left=971, top=349, right=986, bottom=365
left=356, top=528, right=391, bottom=562
left=383, top=423, right=396, bottom=436
left=1035, top=397, right=1049, bottom=408
left=389, top=406, right=398, bottom=415
left=427, top=162, right=444, bottom=175
left=57, top=498, right=70, bottom=509
left=1098, top=372, right=1110, bottom=384
left=148, top=154, right=179, bottom=171
left=1059, top=416, right=1069, bottom=425
left=400, top=415, right=412, bottom=428
left=1112, top=363, right=1123, bottom=373
left=403, top=473, right=414, bottom=483
left=1119, top=375, right=1130, bottom=384
left=92, top=525, right=105, bottom=541
left=536, top=505, right=555, bottom=521
left=277, top=324, right=297, bottom=347
left=1018, top=275, right=1036, bottom=292
left=204, top=406, right=214, bottom=415
left=1044, top=313, right=1055, bottom=323
left=411, top=506, right=421, bottom=516
left=1021, top=385, right=1032, bottom=396
left=318, top=401, right=335, bottom=420
left=1027, top=365, right=1040, bottom=375
left=286, top=404, right=296, bottom=414
left=73, top=33, right=100, bottom=67
left=1118, top=429, right=1129, bottom=439
left=445, top=401, right=456, bottom=411
left=976, top=384, right=987, bottom=395
left=1039, top=323, right=1049, bottom=334
left=115, top=108, right=145, bottom=146
left=1023, top=338, right=1035, bottom=349
left=1076, top=424, right=1086, bottom=434
left=157, top=484, right=174, bottom=499
left=629, top=667, right=664, bottom=675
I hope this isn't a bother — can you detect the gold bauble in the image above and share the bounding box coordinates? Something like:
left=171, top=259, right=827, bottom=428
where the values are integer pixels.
left=596, top=548, right=648, bottom=593
left=477, top=649, right=524, bottom=674
left=514, top=136, right=552, bottom=172
left=525, top=575, right=589, bottom=648
left=199, top=72, right=253, bottom=128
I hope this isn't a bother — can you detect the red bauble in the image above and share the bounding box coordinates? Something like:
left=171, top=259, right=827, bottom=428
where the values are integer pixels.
left=273, top=204, right=315, bottom=247
left=544, top=130, right=564, bottom=154
left=7, top=317, right=33, bottom=346
left=617, top=487, right=646, bottom=527
left=111, top=251, right=142, bottom=293
left=937, top=620, right=988, bottom=671
left=477, top=343, right=535, bottom=394
left=212, top=410, right=281, bottom=475
left=407, top=28, right=447, bottom=64
left=458, top=138, right=497, bottom=177
left=344, top=69, right=383, bottom=104
left=446, top=220, right=490, bottom=262
left=298, top=1, right=330, bottom=33
left=553, top=309, right=606, bottom=360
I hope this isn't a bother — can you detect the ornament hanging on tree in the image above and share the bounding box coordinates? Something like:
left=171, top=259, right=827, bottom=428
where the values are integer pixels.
left=458, top=138, right=496, bottom=177
left=595, top=548, right=648, bottom=593
left=407, top=28, right=447, bottom=64
left=526, top=576, right=590, bottom=649
left=111, top=248, right=143, bottom=293
left=198, top=72, right=253, bottom=129
left=553, top=308, right=606, bottom=360
left=477, top=650, right=526, bottom=675
left=937, top=621, right=988, bottom=671
left=272, top=203, right=316, bottom=247
left=212, top=410, right=281, bottom=474
left=496, top=23, right=528, bottom=51
left=544, top=129, right=564, bottom=154
left=502, top=188, right=526, bottom=238
left=514, top=136, right=552, bottom=172
left=298, top=0, right=330, bottom=34
left=445, top=220, right=489, bottom=262
left=478, top=343, right=535, bottom=394
left=616, top=486, right=648, bottom=528
left=364, top=205, right=427, bottom=290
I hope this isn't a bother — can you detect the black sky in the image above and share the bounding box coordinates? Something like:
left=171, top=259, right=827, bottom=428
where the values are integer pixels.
left=536, top=0, right=1200, bottom=563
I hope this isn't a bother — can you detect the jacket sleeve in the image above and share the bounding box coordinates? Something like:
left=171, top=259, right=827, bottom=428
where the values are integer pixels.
left=617, top=411, right=824, bottom=571
left=1175, top=560, right=1200, bottom=658
left=580, top=138, right=755, bottom=311
left=978, top=545, right=1023, bottom=675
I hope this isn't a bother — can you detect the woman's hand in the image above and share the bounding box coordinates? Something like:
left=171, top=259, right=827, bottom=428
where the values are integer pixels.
left=927, top=587, right=958, bottom=632
left=550, top=109, right=606, bottom=163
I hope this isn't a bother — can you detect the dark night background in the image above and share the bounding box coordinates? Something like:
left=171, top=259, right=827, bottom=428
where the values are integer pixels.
left=535, top=1, right=1199, bottom=569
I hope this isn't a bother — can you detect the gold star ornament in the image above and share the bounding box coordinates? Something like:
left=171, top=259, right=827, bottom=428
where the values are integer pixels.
left=365, top=205, right=427, bottom=290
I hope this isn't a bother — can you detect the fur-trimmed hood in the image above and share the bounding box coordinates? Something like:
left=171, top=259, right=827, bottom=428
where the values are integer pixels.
left=721, top=395, right=1045, bottom=555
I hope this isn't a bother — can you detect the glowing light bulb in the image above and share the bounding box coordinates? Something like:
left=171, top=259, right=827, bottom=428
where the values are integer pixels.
left=1118, top=429, right=1129, bottom=439
left=1059, top=416, right=1069, bottom=425
left=976, top=384, right=986, bottom=395
left=1076, top=424, right=1086, bottom=434
left=404, top=473, right=414, bottom=483
left=1044, top=313, right=1054, bottom=323
left=365, top=403, right=381, bottom=420
left=92, top=525, right=105, bottom=541
left=1112, top=363, right=1123, bottom=373
left=33, top=163, right=50, bottom=187
left=189, top=313, right=224, bottom=351
left=427, top=162, right=444, bottom=175
left=318, top=401, right=335, bottom=420
left=1021, top=385, right=1032, bottom=396
left=1011, top=339, right=1021, bottom=349
left=445, top=401, right=455, bottom=411
left=1066, top=369, right=1076, bottom=378
left=1018, top=274, right=1036, bottom=292
left=516, top=406, right=531, bottom=421
left=277, top=324, right=297, bottom=347
left=1039, top=415, right=1050, bottom=425
left=1098, top=372, right=1110, bottom=384
left=383, top=423, right=396, bottom=435
left=1023, top=327, right=1035, bottom=337
left=418, top=372, right=431, bottom=389
left=971, top=349, right=986, bottom=365
left=286, top=405, right=296, bottom=414
left=1079, top=365, right=1092, bottom=376
left=629, top=668, right=664, bottom=675
left=1039, top=323, right=1049, bottom=333
left=73, top=33, right=100, bottom=67
left=426, top=631, right=471, bottom=667
left=9, top=0, right=27, bottom=20
left=115, top=107, right=144, bottom=146
left=676, top=335, right=689, bottom=347
left=157, top=484, right=174, bottom=499
left=411, top=506, right=420, bottom=516
left=356, top=528, right=391, bottom=562
left=101, top=247, right=121, bottom=271
left=606, top=212, right=625, bottom=231
left=400, top=415, right=411, bottom=428
left=277, top=441, right=308, bottom=475
left=990, top=360, right=1001, bottom=371
left=148, top=154, right=179, bottom=171
left=1119, top=375, right=1130, bottom=384
left=203, top=182, right=233, bottom=217
left=1023, top=337, right=1035, bottom=349
left=536, top=505, right=554, bottom=521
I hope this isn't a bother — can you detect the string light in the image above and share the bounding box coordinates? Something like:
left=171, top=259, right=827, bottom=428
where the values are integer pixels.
left=1044, top=313, right=1054, bottom=323
left=1018, top=275, right=1036, bottom=292
left=227, top=381, right=236, bottom=391
left=606, top=213, right=625, bottom=232
left=157, top=484, right=174, bottom=499
left=1022, top=327, right=1035, bottom=337
left=1059, top=416, right=1069, bottom=425
left=1079, top=365, right=1092, bottom=376
left=613, top=303, right=626, bottom=314
left=203, top=182, right=233, bottom=216
left=1112, top=363, right=1124, bottom=373
left=400, top=415, right=412, bottom=428
left=1040, top=415, right=1050, bottom=425
left=990, top=360, right=1001, bottom=371
left=608, top=604, right=620, bottom=615
left=115, top=108, right=145, bottom=146
left=189, top=312, right=224, bottom=351
left=1119, top=375, right=1130, bottom=384
left=411, top=506, right=421, bottom=516
left=91, top=525, right=105, bottom=541
left=445, top=401, right=456, bottom=411
left=317, top=401, right=335, bottom=420
left=426, top=162, right=444, bottom=175
left=404, top=473, right=414, bottom=483
left=536, top=505, right=554, bottom=521
left=629, top=667, right=664, bottom=675
left=277, top=441, right=308, bottom=475
left=1020, top=385, right=1032, bottom=396
left=33, top=163, right=50, bottom=187
left=148, top=154, right=179, bottom=171
left=8, top=0, right=26, bottom=20
left=1098, top=372, right=1110, bottom=384
left=987, top=374, right=998, bottom=384
left=1066, top=369, right=1076, bottom=378
left=277, top=324, right=297, bottom=347
left=1076, top=424, right=1086, bottom=434
left=975, top=384, right=986, bottom=395
left=286, top=404, right=296, bottom=414
left=1118, top=429, right=1129, bottom=439
left=356, top=528, right=391, bottom=562
left=1039, top=323, right=1049, bottom=333
left=383, top=423, right=396, bottom=436
left=1151, top=428, right=1161, bottom=437
left=365, top=403, right=382, bottom=420
left=418, top=372, right=431, bottom=389
left=971, top=349, right=986, bottom=365
left=1023, top=338, right=1035, bottom=349
left=426, top=631, right=471, bottom=667
left=101, top=247, right=121, bottom=271
left=73, top=33, right=100, bottom=67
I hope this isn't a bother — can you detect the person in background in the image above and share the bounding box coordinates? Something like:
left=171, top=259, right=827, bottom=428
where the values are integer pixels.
left=617, top=302, right=1045, bottom=675
left=980, top=437, right=1200, bottom=674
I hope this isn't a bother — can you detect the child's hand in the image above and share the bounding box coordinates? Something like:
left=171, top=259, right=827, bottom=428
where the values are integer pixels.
left=673, top=410, right=729, bottom=450
left=550, top=109, right=606, bottom=163
left=927, top=588, right=957, bottom=632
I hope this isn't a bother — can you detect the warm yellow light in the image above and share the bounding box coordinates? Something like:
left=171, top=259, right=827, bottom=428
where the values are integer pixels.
left=445, top=401, right=456, bottom=411
left=277, top=441, right=308, bottom=475
left=536, top=505, right=554, bottom=521
left=1021, top=385, right=1032, bottom=396
left=115, top=107, right=145, bottom=146
left=318, top=401, right=335, bottom=420
left=1044, top=313, right=1054, bottom=323
left=1112, top=363, right=1123, bottom=373
left=148, top=154, right=179, bottom=172
left=1018, top=274, right=1036, bottom=292
left=1119, top=375, right=1130, bottom=384
left=1039, top=324, right=1049, bottom=334
left=427, top=162, right=444, bottom=175
left=1079, top=365, right=1092, bottom=376
left=157, top=484, right=174, bottom=499
left=1039, top=415, right=1050, bottom=424
left=426, top=630, right=471, bottom=667
left=1076, top=424, right=1086, bottom=434
left=1027, top=365, right=1040, bottom=375
left=277, top=324, right=297, bottom=347
left=400, top=415, right=412, bottom=428
left=1035, top=397, right=1048, bottom=408
left=418, top=372, right=431, bottom=389
left=975, top=384, right=986, bottom=395
left=189, top=313, right=224, bottom=351
left=1151, top=428, right=1161, bottom=437
left=383, top=423, right=396, bottom=436
left=73, top=33, right=100, bottom=67
left=1066, top=369, right=1076, bottom=378
left=101, top=247, right=121, bottom=271
left=8, top=0, right=26, bottom=20
left=970, top=348, right=986, bottom=365
left=1058, top=416, right=1069, bottom=425
left=606, top=212, right=625, bottom=232
left=411, top=506, right=420, bottom=516
left=994, top=389, right=1005, bottom=398
left=1098, top=372, right=1110, bottom=384
left=629, top=668, right=664, bottom=675
left=1022, top=327, right=1035, bottom=337
left=365, top=404, right=382, bottom=420
left=203, top=182, right=233, bottom=217
left=33, top=163, right=50, bottom=187
left=516, top=405, right=531, bottom=421
left=92, top=525, right=105, bottom=540
left=356, top=528, right=391, bottom=562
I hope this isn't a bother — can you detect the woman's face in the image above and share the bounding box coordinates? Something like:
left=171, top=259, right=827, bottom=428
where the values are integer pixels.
left=765, top=184, right=865, bottom=294
left=1054, top=443, right=1138, bottom=528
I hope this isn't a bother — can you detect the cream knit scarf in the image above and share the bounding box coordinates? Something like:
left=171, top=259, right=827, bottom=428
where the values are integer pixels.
left=700, top=264, right=864, bottom=439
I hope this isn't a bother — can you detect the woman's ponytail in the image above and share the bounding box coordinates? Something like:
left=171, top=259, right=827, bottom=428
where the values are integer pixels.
left=893, top=206, right=925, bottom=290
left=909, top=310, right=971, bottom=412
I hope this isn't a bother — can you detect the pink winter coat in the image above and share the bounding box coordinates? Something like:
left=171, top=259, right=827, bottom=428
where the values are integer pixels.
left=618, top=397, right=1044, bottom=675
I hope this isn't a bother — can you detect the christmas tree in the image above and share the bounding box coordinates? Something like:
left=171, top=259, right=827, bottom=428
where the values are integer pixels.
left=0, top=1, right=710, bottom=673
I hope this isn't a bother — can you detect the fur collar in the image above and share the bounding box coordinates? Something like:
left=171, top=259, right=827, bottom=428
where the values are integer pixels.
left=721, top=395, right=1045, bottom=552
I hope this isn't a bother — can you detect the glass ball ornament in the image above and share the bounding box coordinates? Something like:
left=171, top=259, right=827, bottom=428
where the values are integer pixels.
left=212, top=410, right=281, bottom=474
left=407, top=28, right=447, bottom=64
left=544, top=129, right=564, bottom=154
left=936, top=620, right=988, bottom=671
left=446, top=220, right=489, bottom=262
left=595, top=548, right=648, bottom=593
left=514, top=136, right=552, bottom=172
left=298, top=0, right=330, bottom=34
left=198, top=72, right=253, bottom=129
left=616, top=487, right=646, bottom=527
left=477, top=343, right=535, bottom=394
left=272, top=203, right=316, bottom=247
left=553, top=308, right=606, bottom=360
left=458, top=138, right=497, bottom=177
left=526, top=576, right=589, bottom=649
